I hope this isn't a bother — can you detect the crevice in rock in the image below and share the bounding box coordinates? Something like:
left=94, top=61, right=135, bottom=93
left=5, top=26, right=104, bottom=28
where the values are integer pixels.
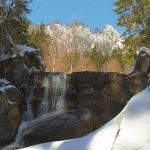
left=111, top=128, right=121, bottom=150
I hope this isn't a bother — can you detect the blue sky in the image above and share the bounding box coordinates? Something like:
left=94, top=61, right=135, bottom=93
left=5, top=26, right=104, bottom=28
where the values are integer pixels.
left=27, top=0, right=126, bottom=34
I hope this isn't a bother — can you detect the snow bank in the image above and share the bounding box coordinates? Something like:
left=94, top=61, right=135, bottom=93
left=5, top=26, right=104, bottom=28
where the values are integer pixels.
left=19, top=87, right=150, bottom=150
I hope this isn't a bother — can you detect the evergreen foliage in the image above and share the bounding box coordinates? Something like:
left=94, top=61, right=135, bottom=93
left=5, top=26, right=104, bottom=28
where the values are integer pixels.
left=86, top=45, right=110, bottom=71
left=30, top=22, right=51, bottom=56
left=0, top=0, right=32, bottom=49
left=140, top=7, right=150, bottom=47
left=113, top=0, right=150, bottom=70
left=114, top=0, right=150, bottom=48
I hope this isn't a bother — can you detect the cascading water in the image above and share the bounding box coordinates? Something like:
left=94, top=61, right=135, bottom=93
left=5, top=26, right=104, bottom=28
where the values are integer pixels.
left=38, top=72, right=67, bottom=116
left=3, top=72, right=68, bottom=149
left=21, top=75, right=38, bottom=121
left=20, top=68, right=38, bottom=121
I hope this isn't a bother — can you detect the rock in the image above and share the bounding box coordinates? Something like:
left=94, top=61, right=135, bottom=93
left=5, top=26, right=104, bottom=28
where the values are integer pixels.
left=69, top=72, right=147, bottom=130
left=134, top=50, right=150, bottom=73
left=0, top=50, right=45, bottom=88
left=69, top=72, right=127, bottom=109
left=4, top=86, right=25, bottom=114
left=0, top=57, right=29, bottom=87
left=92, top=72, right=147, bottom=129
left=0, top=91, right=21, bottom=146
left=22, top=108, right=93, bottom=147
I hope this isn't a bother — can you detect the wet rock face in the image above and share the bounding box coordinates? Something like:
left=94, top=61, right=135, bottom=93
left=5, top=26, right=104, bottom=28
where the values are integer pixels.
left=69, top=72, right=127, bottom=109
left=22, top=108, right=93, bottom=147
left=0, top=91, right=21, bottom=146
left=69, top=71, right=147, bottom=130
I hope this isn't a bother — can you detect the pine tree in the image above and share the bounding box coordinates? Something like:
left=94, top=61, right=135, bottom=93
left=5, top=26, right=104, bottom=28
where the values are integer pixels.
left=140, top=7, right=150, bottom=47
left=30, top=22, right=51, bottom=55
left=113, top=0, right=150, bottom=48
left=87, top=44, right=109, bottom=71
left=0, top=0, right=32, bottom=49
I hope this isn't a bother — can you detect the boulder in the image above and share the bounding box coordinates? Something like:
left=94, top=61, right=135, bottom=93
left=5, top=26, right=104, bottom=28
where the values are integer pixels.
left=5, top=86, right=25, bottom=114
left=134, top=50, right=150, bottom=73
left=0, top=91, right=20, bottom=146
left=22, top=108, right=93, bottom=147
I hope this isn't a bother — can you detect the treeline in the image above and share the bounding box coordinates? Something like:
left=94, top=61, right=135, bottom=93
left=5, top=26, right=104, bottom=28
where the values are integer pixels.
left=29, top=23, right=131, bottom=74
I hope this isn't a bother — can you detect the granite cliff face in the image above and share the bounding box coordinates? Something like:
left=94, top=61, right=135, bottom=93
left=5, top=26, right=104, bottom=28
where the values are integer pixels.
left=0, top=46, right=149, bottom=149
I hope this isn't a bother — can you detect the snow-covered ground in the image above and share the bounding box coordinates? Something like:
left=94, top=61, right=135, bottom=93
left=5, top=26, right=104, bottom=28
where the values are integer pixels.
left=19, top=86, right=150, bottom=150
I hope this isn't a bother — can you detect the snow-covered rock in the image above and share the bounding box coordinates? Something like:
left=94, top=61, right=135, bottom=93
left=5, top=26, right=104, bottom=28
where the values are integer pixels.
left=130, top=47, right=150, bottom=74
left=0, top=79, right=22, bottom=146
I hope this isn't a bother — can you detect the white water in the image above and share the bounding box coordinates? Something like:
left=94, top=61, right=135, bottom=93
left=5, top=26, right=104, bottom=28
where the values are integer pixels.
left=21, top=70, right=38, bottom=121
left=38, top=72, right=67, bottom=116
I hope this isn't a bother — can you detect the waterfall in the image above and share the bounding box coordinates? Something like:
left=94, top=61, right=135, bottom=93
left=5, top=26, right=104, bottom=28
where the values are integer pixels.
left=38, top=72, right=67, bottom=116
left=21, top=81, right=38, bottom=121
left=3, top=72, right=68, bottom=149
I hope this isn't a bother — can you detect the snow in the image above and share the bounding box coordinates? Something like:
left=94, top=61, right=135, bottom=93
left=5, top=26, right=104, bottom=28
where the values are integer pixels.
left=7, top=99, right=16, bottom=105
left=0, top=45, right=38, bottom=62
left=140, top=47, right=150, bottom=55
left=129, top=66, right=134, bottom=74
left=0, top=84, right=16, bottom=92
left=19, top=87, right=150, bottom=150
left=0, top=47, right=17, bottom=61
left=17, top=45, right=37, bottom=56
left=0, top=78, right=17, bottom=92
left=0, top=78, right=10, bottom=85
left=141, top=53, right=146, bottom=57
left=46, top=23, right=124, bottom=52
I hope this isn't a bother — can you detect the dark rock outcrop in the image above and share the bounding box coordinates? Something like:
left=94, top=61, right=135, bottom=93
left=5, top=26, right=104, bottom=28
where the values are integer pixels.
left=0, top=91, right=21, bottom=146
left=91, top=72, right=147, bottom=129
left=0, top=48, right=45, bottom=88
left=69, top=71, right=147, bottom=129
left=133, top=48, right=150, bottom=74
left=69, top=72, right=127, bottom=108
left=22, top=108, right=93, bottom=147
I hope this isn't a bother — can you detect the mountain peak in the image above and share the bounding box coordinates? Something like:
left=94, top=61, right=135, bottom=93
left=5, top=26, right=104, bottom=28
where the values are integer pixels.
left=43, top=23, right=124, bottom=52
